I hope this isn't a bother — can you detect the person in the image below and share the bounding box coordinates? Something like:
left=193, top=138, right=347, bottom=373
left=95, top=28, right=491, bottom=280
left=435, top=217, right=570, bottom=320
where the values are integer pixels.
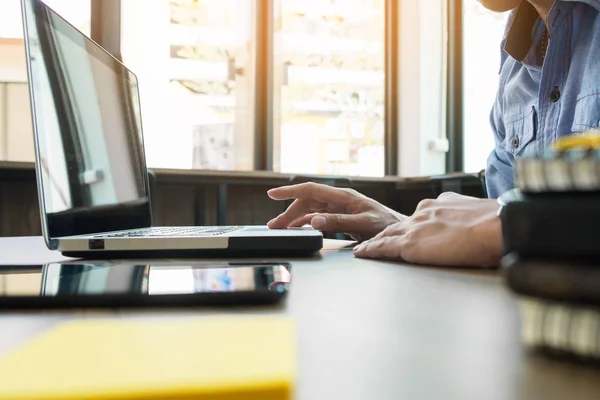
left=267, top=0, right=600, bottom=268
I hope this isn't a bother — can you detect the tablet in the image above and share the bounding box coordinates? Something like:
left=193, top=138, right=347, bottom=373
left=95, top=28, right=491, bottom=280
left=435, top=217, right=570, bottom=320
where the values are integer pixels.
left=0, top=261, right=291, bottom=309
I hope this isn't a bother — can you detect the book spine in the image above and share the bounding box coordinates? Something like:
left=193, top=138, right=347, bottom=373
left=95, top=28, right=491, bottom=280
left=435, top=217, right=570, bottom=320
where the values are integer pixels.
left=503, top=257, right=600, bottom=305
left=500, top=200, right=600, bottom=258
left=516, top=148, right=600, bottom=193
left=519, top=298, right=600, bottom=361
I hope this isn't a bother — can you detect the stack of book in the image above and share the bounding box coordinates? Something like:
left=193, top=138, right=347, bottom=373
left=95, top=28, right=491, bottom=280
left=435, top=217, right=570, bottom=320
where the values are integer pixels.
left=499, top=132, right=600, bottom=362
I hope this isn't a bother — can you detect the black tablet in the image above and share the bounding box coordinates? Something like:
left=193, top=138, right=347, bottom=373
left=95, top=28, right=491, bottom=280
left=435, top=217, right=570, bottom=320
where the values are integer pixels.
left=0, top=261, right=291, bottom=309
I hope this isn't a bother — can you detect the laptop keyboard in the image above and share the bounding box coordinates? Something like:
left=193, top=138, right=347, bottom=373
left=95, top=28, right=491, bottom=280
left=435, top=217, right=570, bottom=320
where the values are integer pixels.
left=94, top=226, right=242, bottom=238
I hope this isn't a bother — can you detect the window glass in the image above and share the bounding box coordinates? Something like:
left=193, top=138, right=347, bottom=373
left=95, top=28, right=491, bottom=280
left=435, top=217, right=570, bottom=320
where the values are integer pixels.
left=463, top=4, right=509, bottom=173
left=0, top=0, right=90, bottom=39
left=0, top=0, right=90, bottom=162
left=121, top=0, right=255, bottom=170
left=273, top=0, right=385, bottom=177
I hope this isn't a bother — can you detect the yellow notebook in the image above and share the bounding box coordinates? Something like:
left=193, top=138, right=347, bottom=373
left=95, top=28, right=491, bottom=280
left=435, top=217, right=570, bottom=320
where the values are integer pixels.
left=0, top=316, right=295, bottom=400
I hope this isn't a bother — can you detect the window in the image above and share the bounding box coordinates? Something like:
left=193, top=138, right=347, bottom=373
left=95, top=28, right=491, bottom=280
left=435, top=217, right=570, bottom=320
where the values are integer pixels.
left=0, top=0, right=450, bottom=178
left=462, top=3, right=509, bottom=173
left=121, top=0, right=256, bottom=170
left=0, top=0, right=90, bottom=39
left=0, top=0, right=90, bottom=162
left=273, top=0, right=385, bottom=177
left=0, top=0, right=90, bottom=84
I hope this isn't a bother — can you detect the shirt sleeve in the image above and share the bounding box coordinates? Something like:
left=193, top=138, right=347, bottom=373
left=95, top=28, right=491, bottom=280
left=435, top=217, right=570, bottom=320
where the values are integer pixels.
left=485, top=26, right=517, bottom=199
left=485, top=77, right=515, bottom=199
left=486, top=148, right=515, bottom=199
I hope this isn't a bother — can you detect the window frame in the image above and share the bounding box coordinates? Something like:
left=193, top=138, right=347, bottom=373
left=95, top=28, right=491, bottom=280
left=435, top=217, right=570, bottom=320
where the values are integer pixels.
left=90, top=0, right=122, bottom=60
left=385, top=0, right=399, bottom=176
left=446, top=0, right=464, bottom=173
left=254, top=0, right=273, bottom=171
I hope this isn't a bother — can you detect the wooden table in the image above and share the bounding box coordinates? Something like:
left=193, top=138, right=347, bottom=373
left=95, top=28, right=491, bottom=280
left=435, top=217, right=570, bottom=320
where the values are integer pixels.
left=1, top=236, right=599, bottom=399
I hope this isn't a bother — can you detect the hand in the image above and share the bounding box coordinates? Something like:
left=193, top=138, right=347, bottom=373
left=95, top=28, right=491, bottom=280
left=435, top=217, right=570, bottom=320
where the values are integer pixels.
left=267, top=182, right=404, bottom=242
left=353, top=192, right=503, bottom=268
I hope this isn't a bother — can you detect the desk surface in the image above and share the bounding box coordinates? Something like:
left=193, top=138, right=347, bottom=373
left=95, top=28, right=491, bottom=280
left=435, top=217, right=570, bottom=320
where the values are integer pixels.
left=1, top=236, right=599, bottom=400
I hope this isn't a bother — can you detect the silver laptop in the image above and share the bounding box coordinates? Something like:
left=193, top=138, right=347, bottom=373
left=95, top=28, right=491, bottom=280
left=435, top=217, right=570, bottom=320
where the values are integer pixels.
left=20, top=0, right=322, bottom=258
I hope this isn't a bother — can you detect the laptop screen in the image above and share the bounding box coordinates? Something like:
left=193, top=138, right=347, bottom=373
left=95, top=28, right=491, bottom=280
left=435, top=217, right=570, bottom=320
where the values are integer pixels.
left=21, top=0, right=152, bottom=241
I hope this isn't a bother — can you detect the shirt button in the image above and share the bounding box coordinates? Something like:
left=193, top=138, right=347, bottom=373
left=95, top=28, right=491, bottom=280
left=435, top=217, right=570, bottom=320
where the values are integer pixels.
left=550, top=87, right=561, bottom=102
left=513, top=136, right=519, bottom=148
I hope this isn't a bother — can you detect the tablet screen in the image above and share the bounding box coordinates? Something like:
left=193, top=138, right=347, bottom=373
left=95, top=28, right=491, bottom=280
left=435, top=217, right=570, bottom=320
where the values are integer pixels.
left=0, top=262, right=291, bottom=308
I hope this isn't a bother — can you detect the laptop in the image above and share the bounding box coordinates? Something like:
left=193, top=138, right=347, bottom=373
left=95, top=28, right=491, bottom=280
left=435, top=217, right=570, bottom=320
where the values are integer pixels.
left=20, top=0, right=323, bottom=258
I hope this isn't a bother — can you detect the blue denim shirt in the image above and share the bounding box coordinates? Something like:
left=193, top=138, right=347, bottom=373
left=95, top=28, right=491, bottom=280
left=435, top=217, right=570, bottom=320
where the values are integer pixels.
left=485, top=0, right=600, bottom=198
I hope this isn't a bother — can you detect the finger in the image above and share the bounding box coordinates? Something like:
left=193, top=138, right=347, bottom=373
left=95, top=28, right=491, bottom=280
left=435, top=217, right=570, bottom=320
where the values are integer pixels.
left=437, top=191, right=478, bottom=202
left=289, top=214, right=318, bottom=227
left=437, top=191, right=459, bottom=200
left=353, top=236, right=404, bottom=260
left=369, top=222, right=407, bottom=242
left=267, top=183, right=321, bottom=201
left=268, top=200, right=330, bottom=229
left=415, top=198, right=435, bottom=212
left=267, top=199, right=315, bottom=229
left=290, top=213, right=369, bottom=236
left=311, top=213, right=371, bottom=233
left=267, top=182, right=350, bottom=203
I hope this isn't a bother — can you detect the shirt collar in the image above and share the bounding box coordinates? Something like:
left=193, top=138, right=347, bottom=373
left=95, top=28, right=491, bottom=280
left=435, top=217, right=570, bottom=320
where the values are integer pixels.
left=504, top=0, right=600, bottom=61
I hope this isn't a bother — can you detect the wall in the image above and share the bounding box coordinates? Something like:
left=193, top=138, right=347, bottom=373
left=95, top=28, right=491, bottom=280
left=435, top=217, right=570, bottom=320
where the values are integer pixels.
left=0, top=83, right=35, bottom=163
left=0, top=40, right=34, bottom=164
left=0, top=41, right=27, bottom=82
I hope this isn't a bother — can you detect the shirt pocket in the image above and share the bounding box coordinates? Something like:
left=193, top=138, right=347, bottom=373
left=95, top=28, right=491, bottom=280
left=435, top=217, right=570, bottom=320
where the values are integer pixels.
left=502, top=107, right=537, bottom=156
left=571, top=94, right=600, bottom=133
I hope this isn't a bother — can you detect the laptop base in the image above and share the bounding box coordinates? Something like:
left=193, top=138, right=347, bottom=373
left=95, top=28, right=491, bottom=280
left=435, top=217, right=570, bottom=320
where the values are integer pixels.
left=60, top=235, right=324, bottom=259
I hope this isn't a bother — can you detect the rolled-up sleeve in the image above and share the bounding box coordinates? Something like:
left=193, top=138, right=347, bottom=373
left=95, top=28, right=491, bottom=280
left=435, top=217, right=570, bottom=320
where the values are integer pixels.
left=486, top=147, right=514, bottom=199
left=485, top=90, right=515, bottom=199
